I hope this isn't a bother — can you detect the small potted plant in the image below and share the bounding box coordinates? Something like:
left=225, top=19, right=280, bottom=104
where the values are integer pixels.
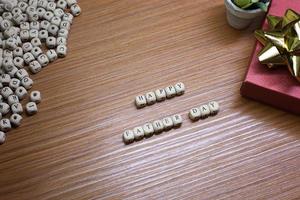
left=224, top=0, right=270, bottom=29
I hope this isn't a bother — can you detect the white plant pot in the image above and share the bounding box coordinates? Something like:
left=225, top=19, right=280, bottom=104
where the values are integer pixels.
left=224, top=0, right=266, bottom=30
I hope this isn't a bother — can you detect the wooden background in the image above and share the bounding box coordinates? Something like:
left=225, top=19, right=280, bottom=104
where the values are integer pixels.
left=1, top=0, right=300, bottom=199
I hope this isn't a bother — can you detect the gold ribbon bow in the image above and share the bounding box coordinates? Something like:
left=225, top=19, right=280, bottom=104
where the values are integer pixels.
left=255, top=9, right=300, bottom=82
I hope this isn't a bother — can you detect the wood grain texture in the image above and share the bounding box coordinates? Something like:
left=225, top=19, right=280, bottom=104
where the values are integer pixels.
left=1, top=0, right=300, bottom=199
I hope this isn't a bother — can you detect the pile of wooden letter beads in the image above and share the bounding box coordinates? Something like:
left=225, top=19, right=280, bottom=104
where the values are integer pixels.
left=189, top=101, right=219, bottom=121
left=0, top=0, right=81, bottom=145
left=123, top=114, right=183, bottom=144
left=135, top=82, right=185, bottom=108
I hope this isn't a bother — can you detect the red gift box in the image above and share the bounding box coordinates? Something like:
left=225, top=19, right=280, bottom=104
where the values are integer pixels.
left=240, top=0, right=300, bottom=114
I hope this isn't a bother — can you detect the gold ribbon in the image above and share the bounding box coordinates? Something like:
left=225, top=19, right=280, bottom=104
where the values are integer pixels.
left=255, top=9, right=300, bottom=82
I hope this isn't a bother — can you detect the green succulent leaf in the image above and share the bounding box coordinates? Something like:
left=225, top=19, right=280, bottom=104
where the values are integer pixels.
left=241, top=2, right=255, bottom=9
left=234, top=0, right=252, bottom=8
left=233, top=0, right=269, bottom=11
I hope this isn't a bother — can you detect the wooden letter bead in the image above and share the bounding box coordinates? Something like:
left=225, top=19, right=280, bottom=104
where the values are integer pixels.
left=54, top=8, right=65, bottom=18
left=60, top=21, right=71, bottom=30
left=21, top=77, right=33, bottom=90
left=172, top=114, right=183, bottom=127
left=26, top=102, right=38, bottom=115
left=0, top=74, right=11, bottom=86
left=2, top=57, right=14, bottom=72
left=20, top=22, right=30, bottom=30
left=51, top=16, right=62, bottom=27
left=56, top=44, right=67, bottom=57
left=31, top=46, right=42, bottom=58
left=37, top=54, right=49, bottom=67
left=62, top=13, right=74, bottom=24
left=43, top=11, right=54, bottom=21
left=189, top=108, right=201, bottom=121
left=46, top=36, right=56, bottom=49
left=6, top=37, right=17, bottom=50
left=70, top=4, right=81, bottom=17
left=29, top=0, right=39, bottom=7
left=15, top=69, right=29, bottom=80
left=56, top=37, right=67, bottom=46
left=152, top=120, right=164, bottom=134
left=133, top=126, right=144, bottom=141
left=1, top=87, right=13, bottom=99
left=30, top=91, right=41, bottom=104
left=47, top=2, right=56, bottom=12
left=37, top=7, right=46, bottom=18
left=154, top=89, right=166, bottom=102
left=29, top=0, right=37, bottom=7
left=20, top=30, right=30, bottom=41
left=162, top=117, right=173, bottom=130
left=30, top=21, right=40, bottom=30
left=0, top=19, right=11, bottom=31
left=29, top=29, right=39, bottom=39
left=165, top=85, right=176, bottom=99
left=58, top=29, right=69, bottom=38
left=15, top=86, right=27, bottom=100
left=40, top=20, right=50, bottom=30
left=0, top=131, right=6, bottom=145
left=0, top=118, right=11, bottom=132
left=143, top=123, right=154, bottom=137
left=37, top=0, right=47, bottom=9
left=135, top=95, right=146, bottom=108
left=174, top=82, right=185, bottom=95
left=18, top=2, right=29, bottom=12
left=13, top=47, right=23, bottom=57
left=26, top=5, right=37, bottom=14
left=29, top=60, right=42, bottom=74
left=46, top=49, right=58, bottom=62
left=31, top=37, right=42, bottom=47
left=7, top=95, right=19, bottom=105
left=48, top=24, right=59, bottom=36
left=0, top=103, right=10, bottom=115
left=2, top=12, right=13, bottom=20
left=145, top=92, right=156, bottom=105
left=9, top=78, right=20, bottom=90
left=57, top=0, right=68, bottom=9
left=20, top=14, right=28, bottom=23
left=208, top=101, right=219, bottom=115
left=11, top=103, right=23, bottom=114
left=200, top=104, right=210, bottom=118
left=123, top=130, right=134, bottom=144
left=23, top=52, right=35, bottom=64
left=10, top=114, right=22, bottom=127
left=7, top=67, right=18, bottom=78
left=27, top=11, right=39, bottom=22
left=38, top=30, right=48, bottom=42
left=13, top=57, right=25, bottom=69
left=4, top=2, right=15, bottom=11
left=3, top=50, right=13, bottom=58
left=66, top=0, right=77, bottom=7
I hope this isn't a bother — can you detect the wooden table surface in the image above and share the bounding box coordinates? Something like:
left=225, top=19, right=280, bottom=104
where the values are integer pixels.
left=1, top=1, right=300, bottom=199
